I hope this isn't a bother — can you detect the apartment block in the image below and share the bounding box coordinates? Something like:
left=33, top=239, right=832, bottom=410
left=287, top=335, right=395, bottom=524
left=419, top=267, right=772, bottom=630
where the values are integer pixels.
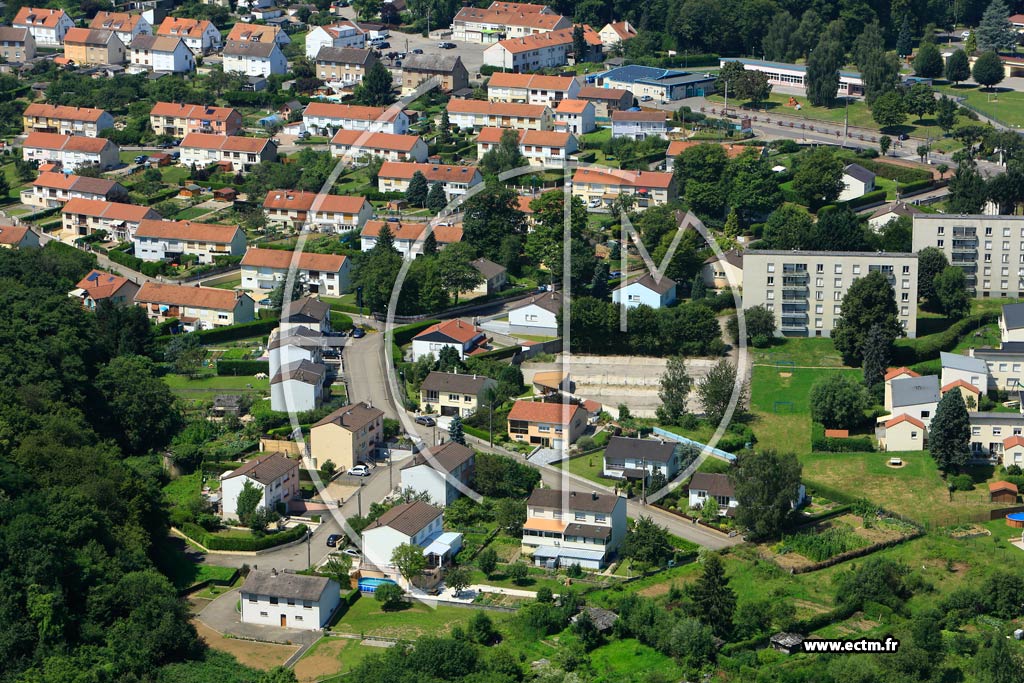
left=912, top=214, right=1024, bottom=298
left=23, top=104, right=115, bottom=138
left=150, top=102, right=242, bottom=137
left=742, top=250, right=918, bottom=338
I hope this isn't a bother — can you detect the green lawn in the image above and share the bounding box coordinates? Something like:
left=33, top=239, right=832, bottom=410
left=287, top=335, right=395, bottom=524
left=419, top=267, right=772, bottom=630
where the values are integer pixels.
left=211, top=277, right=242, bottom=290
left=329, top=594, right=503, bottom=638
left=162, top=373, right=269, bottom=392
left=173, top=206, right=215, bottom=220
left=752, top=338, right=851, bottom=368
left=588, top=640, right=684, bottom=681
left=556, top=450, right=618, bottom=487
left=154, top=538, right=238, bottom=590
left=467, top=568, right=567, bottom=594
left=295, top=637, right=379, bottom=680
left=163, top=471, right=201, bottom=509
left=160, top=165, right=191, bottom=184
left=935, top=83, right=1024, bottom=128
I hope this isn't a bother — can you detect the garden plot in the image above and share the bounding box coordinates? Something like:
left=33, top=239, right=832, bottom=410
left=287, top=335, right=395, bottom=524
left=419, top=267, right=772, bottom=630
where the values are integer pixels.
left=764, top=514, right=919, bottom=571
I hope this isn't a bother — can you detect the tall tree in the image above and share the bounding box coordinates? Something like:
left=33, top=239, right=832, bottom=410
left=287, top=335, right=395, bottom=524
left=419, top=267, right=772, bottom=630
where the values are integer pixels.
left=871, top=90, right=909, bottom=129
left=762, top=11, right=800, bottom=62
left=972, top=50, right=1006, bottom=90
left=917, top=247, right=950, bottom=308
left=657, top=356, right=692, bottom=424
left=896, top=16, right=913, bottom=58
left=763, top=204, right=814, bottom=250
left=975, top=0, right=1016, bottom=53
left=686, top=553, right=736, bottom=638
left=731, top=450, right=802, bottom=541
left=861, top=48, right=901, bottom=105
left=697, top=359, right=745, bottom=424
left=861, top=324, right=893, bottom=389
left=95, top=355, right=181, bottom=454
left=792, top=147, right=845, bottom=210
left=572, top=24, right=587, bottom=61
left=934, top=266, right=971, bottom=320
left=810, top=374, right=870, bottom=429
left=437, top=242, right=483, bottom=304
left=691, top=272, right=707, bottom=300
left=623, top=516, right=673, bottom=567
left=929, top=389, right=970, bottom=472
left=352, top=61, right=395, bottom=106
left=906, top=83, right=937, bottom=122
left=935, top=95, right=959, bottom=133
left=426, top=181, right=447, bottom=212
left=832, top=271, right=904, bottom=366
left=479, top=128, right=526, bottom=176
left=448, top=414, right=465, bottom=445
left=406, top=171, right=429, bottom=207
left=945, top=49, right=971, bottom=85
left=948, top=161, right=988, bottom=213
left=391, top=542, right=428, bottom=585
left=811, top=206, right=867, bottom=252
left=461, top=180, right=527, bottom=260
left=806, top=34, right=844, bottom=107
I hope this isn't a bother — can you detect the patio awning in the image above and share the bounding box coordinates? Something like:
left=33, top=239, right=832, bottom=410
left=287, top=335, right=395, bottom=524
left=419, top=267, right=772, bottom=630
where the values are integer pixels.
left=421, top=531, right=462, bottom=557
left=531, top=546, right=606, bottom=562
left=523, top=518, right=567, bottom=533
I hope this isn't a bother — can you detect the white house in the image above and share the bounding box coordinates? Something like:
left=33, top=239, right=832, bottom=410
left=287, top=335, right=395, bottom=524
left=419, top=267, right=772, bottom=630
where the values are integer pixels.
left=554, top=98, right=595, bottom=135
left=483, top=26, right=598, bottom=72
left=688, top=473, right=737, bottom=515
left=377, top=162, right=482, bottom=202
left=305, top=22, right=366, bottom=60
left=178, top=133, right=277, bottom=173
left=602, top=436, right=681, bottom=481
left=611, top=273, right=677, bottom=309
left=270, top=359, right=328, bottom=412
left=839, top=163, right=876, bottom=202
left=867, top=201, right=923, bottom=230
left=598, top=20, right=636, bottom=46
left=132, top=219, right=247, bottom=264
left=508, top=290, right=562, bottom=335
left=281, top=296, right=332, bottom=333
left=14, top=7, right=74, bottom=47
left=269, top=326, right=325, bottom=376
left=239, top=570, right=341, bottom=631
left=219, top=451, right=300, bottom=519
left=445, top=99, right=553, bottom=131
left=21, top=172, right=126, bottom=208
left=61, top=198, right=160, bottom=240
left=302, top=102, right=409, bottom=135
left=486, top=72, right=581, bottom=106
left=611, top=110, right=667, bottom=139
left=1001, top=303, right=1024, bottom=343
left=399, top=441, right=475, bottom=506
left=475, top=127, right=578, bottom=168
left=129, top=34, right=195, bottom=73
left=156, top=17, right=221, bottom=54
left=361, top=500, right=461, bottom=586
left=241, top=247, right=351, bottom=296
left=411, top=319, right=487, bottom=361
left=134, top=282, right=255, bottom=331
left=330, top=130, right=428, bottom=163
left=21, top=132, right=120, bottom=171
left=227, top=22, right=291, bottom=46
left=223, top=39, right=288, bottom=76
left=881, top=375, right=940, bottom=429
left=360, top=220, right=463, bottom=258
left=263, top=189, right=373, bottom=232
left=522, top=489, right=627, bottom=569
left=940, top=352, right=990, bottom=395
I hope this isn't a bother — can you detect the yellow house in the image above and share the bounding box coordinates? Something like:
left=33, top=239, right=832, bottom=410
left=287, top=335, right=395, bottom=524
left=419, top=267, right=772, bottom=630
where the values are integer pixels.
left=310, top=402, right=385, bottom=471
left=878, top=414, right=926, bottom=452
left=507, top=400, right=586, bottom=449
left=941, top=379, right=982, bottom=410
left=63, top=27, right=126, bottom=66
left=701, top=250, right=743, bottom=291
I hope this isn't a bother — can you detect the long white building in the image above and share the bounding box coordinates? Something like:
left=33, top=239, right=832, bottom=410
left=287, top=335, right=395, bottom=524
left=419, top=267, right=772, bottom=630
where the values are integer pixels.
left=912, top=214, right=1024, bottom=299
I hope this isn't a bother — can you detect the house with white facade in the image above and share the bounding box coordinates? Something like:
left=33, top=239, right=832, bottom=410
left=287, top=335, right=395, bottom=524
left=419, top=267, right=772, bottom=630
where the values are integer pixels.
left=129, top=34, right=195, bottom=73
left=400, top=441, right=475, bottom=506
left=867, top=201, right=923, bottom=230
left=554, top=98, right=595, bottom=135
left=881, top=374, right=940, bottom=429
left=21, top=172, right=126, bottom=208
left=0, top=27, right=35, bottom=63
left=483, top=26, right=600, bottom=72
left=241, top=247, right=350, bottom=296
left=305, top=21, right=366, bottom=59
left=509, top=290, right=561, bottom=335
left=268, top=326, right=326, bottom=377
left=360, top=220, right=463, bottom=258
left=611, top=273, right=677, bottom=309
left=361, top=501, right=460, bottom=587
left=602, top=436, right=681, bottom=481
left=263, top=189, right=372, bottom=232
left=302, top=102, right=409, bottom=135
left=940, top=352, right=990, bottom=396
left=179, top=133, right=277, bottom=173
left=839, top=163, right=876, bottom=202
left=135, top=282, right=255, bottom=331
left=446, top=99, right=553, bottom=131
left=571, top=168, right=676, bottom=211
left=240, top=570, right=340, bottom=631
left=598, top=20, right=636, bottom=46
left=22, top=133, right=120, bottom=171
left=223, top=39, right=288, bottom=76
left=411, top=319, right=487, bottom=361
left=220, top=451, right=300, bottom=519
left=877, top=413, right=927, bottom=452
left=611, top=110, right=667, bottom=139
left=522, top=488, right=626, bottom=569
left=418, top=371, right=497, bottom=417
left=475, top=127, right=578, bottom=168
left=271, top=359, right=328, bottom=412
left=1001, top=303, right=1024, bottom=343
left=69, top=269, right=139, bottom=310
left=281, top=296, right=332, bottom=333
left=227, top=22, right=290, bottom=46
left=156, top=17, right=221, bottom=54
left=486, top=72, right=581, bottom=106
left=133, top=219, right=247, bottom=264
left=701, top=250, right=744, bottom=291
left=377, top=162, right=482, bottom=201
left=687, top=473, right=737, bottom=515
left=61, top=198, right=160, bottom=240
left=330, top=130, right=428, bottom=163
left=23, top=104, right=115, bottom=138
left=89, top=11, right=151, bottom=48
left=13, top=7, right=74, bottom=47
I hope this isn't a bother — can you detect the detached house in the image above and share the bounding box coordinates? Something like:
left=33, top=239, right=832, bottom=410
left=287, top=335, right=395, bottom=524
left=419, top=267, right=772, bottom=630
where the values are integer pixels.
left=411, top=319, right=487, bottom=361
left=361, top=501, right=459, bottom=588
left=150, top=102, right=242, bottom=137
left=223, top=39, right=288, bottom=77
left=179, top=133, right=277, bottom=173
left=446, top=98, right=553, bottom=131
left=554, top=99, right=595, bottom=135
left=241, top=247, right=350, bottom=295
left=227, top=22, right=290, bottom=46
left=0, top=27, right=35, bottom=63
left=315, top=46, right=377, bottom=85
left=419, top=371, right=497, bottom=417
left=688, top=473, right=737, bottom=515
left=134, top=281, right=255, bottom=330
left=487, top=72, right=580, bottom=106
left=507, top=400, right=586, bottom=448
left=400, top=441, right=476, bottom=506
left=61, top=198, right=160, bottom=239
left=89, top=11, right=152, bottom=48
left=239, top=570, right=340, bottom=631
left=63, top=28, right=127, bottom=66
left=305, top=21, right=366, bottom=59
left=263, top=189, right=373, bottom=233
left=302, top=103, right=410, bottom=135
left=129, top=35, right=195, bottom=73
left=330, top=130, right=428, bottom=163
left=271, top=359, right=328, bottom=412
left=310, top=401, right=385, bottom=471
left=611, top=273, right=677, bottom=309
left=522, top=488, right=626, bottom=569
left=220, top=451, right=300, bottom=519
left=878, top=413, right=927, bottom=452
left=132, top=219, right=247, bottom=263
left=377, top=162, right=482, bottom=201
left=940, top=352, right=989, bottom=396
left=508, top=290, right=562, bottom=335
left=22, top=172, right=127, bottom=208
left=14, top=7, right=74, bottom=47
left=0, top=225, right=40, bottom=250
left=603, top=436, right=681, bottom=481
left=23, top=104, right=115, bottom=138
left=880, top=374, right=940, bottom=429
left=475, top=127, right=578, bottom=168
left=839, top=163, right=876, bottom=202
left=469, top=257, right=507, bottom=295
left=598, top=20, right=636, bottom=46
left=360, top=220, right=463, bottom=258
left=400, top=53, right=469, bottom=95
left=23, top=133, right=120, bottom=171
left=571, top=168, right=676, bottom=211
left=69, top=269, right=139, bottom=310
left=156, top=17, right=221, bottom=54
left=611, top=110, right=667, bottom=140
left=281, top=296, right=332, bottom=333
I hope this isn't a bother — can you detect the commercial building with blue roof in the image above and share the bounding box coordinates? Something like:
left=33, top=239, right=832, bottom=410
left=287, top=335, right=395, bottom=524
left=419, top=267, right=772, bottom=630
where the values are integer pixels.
left=592, top=64, right=716, bottom=101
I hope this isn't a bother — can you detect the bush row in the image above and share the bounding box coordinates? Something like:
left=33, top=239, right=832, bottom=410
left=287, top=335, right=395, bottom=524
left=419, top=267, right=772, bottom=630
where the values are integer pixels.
left=194, top=318, right=279, bottom=345
left=893, top=311, right=998, bottom=365
left=900, top=178, right=934, bottom=194
left=392, top=319, right=441, bottom=346
left=181, top=522, right=308, bottom=551
left=855, top=159, right=933, bottom=184
left=841, top=188, right=888, bottom=210
left=106, top=247, right=169, bottom=277
left=811, top=422, right=875, bottom=453
left=216, top=359, right=271, bottom=376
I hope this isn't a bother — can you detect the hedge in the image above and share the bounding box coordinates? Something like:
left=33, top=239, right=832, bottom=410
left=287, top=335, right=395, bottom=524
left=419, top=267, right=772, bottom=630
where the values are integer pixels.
left=841, top=188, right=887, bottom=210
left=855, top=159, right=932, bottom=184
left=217, top=359, right=271, bottom=376
left=811, top=422, right=874, bottom=453
left=181, top=522, right=308, bottom=551
left=393, top=319, right=441, bottom=346
left=892, top=311, right=998, bottom=365
left=900, top=178, right=934, bottom=194
left=194, top=318, right=280, bottom=344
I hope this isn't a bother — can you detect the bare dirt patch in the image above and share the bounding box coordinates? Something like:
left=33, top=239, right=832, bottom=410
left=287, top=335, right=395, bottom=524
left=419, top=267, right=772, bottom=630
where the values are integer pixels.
left=193, top=620, right=298, bottom=670
left=294, top=638, right=349, bottom=683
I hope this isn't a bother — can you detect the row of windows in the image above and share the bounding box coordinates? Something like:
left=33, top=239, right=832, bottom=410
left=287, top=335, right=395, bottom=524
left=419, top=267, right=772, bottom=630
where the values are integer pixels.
left=247, top=595, right=314, bottom=608
left=258, top=611, right=305, bottom=620
left=765, top=263, right=911, bottom=275
left=972, top=426, right=1024, bottom=436
left=529, top=509, right=608, bottom=523
left=936, top=226, right=1024, bottom=237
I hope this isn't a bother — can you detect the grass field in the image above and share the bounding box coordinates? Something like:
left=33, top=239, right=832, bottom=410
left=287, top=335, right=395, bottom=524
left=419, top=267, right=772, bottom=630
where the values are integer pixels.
left=294, top=637, right=379, bottom=682
left=328, top=595, right=503, bottom=638
left=174, top=206, right=215, bottom=220
left=164, top=471, right=201, bottom=509
left=935, top=83, right=1024, bottom=128
left=211, top=277, right=242, bottom=290
left=752, top=338, right=851, bottom=368
left=163, top=373, right=269, bottom=392
left=556, top=450, right=613, bottom=486
left=588, top=640, right=683, bottom=681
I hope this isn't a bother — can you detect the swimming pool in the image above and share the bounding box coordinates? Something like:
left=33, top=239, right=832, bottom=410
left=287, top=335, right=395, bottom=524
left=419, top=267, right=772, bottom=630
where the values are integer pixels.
left=358, top=577, right=398, bottom=593
left=1006, top=512, right=1024, bottom=528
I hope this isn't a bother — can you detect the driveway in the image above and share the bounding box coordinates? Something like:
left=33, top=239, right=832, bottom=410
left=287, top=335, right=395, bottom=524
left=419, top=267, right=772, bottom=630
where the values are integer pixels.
left=197, top=588, right=321, bottom=646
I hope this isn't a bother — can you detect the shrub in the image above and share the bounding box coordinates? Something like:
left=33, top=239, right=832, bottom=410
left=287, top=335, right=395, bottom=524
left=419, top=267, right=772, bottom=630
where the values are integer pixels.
left=780, top=524, right=868, bottom=562
left=811, top=423, right=875, bottom=453
left=393, top=319, right=441, bottom=346
left=180, top=522, right=308, bottom=551
left=192, top=318, right=280, bottom=345
left=216, top=359, right=271, bottom=376
left=892, top=312, right=998, bottom=365
left=949, top=473, right=974, bottom=491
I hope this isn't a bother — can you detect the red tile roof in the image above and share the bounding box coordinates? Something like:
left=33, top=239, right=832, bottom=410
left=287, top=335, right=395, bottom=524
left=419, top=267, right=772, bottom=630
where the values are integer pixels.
left=136, top=282, right=247, bottom=311
left=823, top=429, right=848, bottom=438
left=150, top=102, right=238, bottom=122
left=555, top=99, right=591, bottom=114
left=361, top=220, right=463, bottom=244
left=378, top=161, right=480, bottom=183
left=90, top=11, right=145, bottom=32
left=23, top=132, right=113, bottom=154
left=227, top=23, right=280, bottom=42
left=14, top=7, right=69, bottom=28
left=446, top=98, right=548, bottom=118
left=577, top=86, right=631, bottom=101
left=990, top=480, right=1018, bottom=493
left=24, top=103, right=110, bottom=123
left=62, top=198, right=156, bottom=221
left=476, top=127, right=573, bottom=148
left=941, top=379, right=981, bottom=395
left=884, top=367, right=920, bottom=381
left=303, top=102, right=402, bottom=122
left=667, top=140, right=759, bottom=159
left=414, top=318, right=483, bottom=343
left=487, top=72, right=577, bottom=91
left=508, top=400, right=584, bottom=424
left=612, top=110, right=665, bottom=122
left=63, top=27, right=116, bottom=46
left=75, top=269, right=134, bottom=300
left=884, top=414, right=926, bottom=430
left=241, top=247, right=347, bottom=272
left=135, top=219, right=243, bottom=244
left=1004, top=436, right=1024, bottom=449
left=180, top=133, right=273, bottom=153
left=0, top=225, right=33, bottom=246
left=330, top=129, right=422, bottom=152
left=453, top=6, right=568, bottom=30
left=157, top=17, right=214, bottom=39
left=603, top=21, right=636, bottom=40
left=572, top=167, right=673, bottom=190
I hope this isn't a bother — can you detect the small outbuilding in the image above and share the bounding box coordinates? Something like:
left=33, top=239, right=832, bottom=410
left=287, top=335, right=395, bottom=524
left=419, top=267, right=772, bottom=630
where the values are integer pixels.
left=989, top=480, right=1019, bottom=504
left=770, top=632, right=805, bottom=654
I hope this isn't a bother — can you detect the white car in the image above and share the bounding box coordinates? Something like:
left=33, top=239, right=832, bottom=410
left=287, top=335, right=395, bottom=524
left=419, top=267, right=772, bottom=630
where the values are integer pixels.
left=342, top=547, right=361, bottom=558
left=348, top=464, right=371, bottom=477
left=961, top=30, right=971, bottom=39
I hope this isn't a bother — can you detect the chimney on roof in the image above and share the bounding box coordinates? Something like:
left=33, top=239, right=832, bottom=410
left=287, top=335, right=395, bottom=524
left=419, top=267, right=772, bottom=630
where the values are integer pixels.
left=592, top=491, right=598, bottom=500
left=271, top=567, right=278, bottom=575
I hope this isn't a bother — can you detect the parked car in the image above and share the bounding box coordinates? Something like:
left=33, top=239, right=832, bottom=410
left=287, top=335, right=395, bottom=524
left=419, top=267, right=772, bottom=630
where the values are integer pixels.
left=342, top=547, right=361, bottom=557
left=258, top=297, right=273, bottom=306
left=377, top=41, right=390, bottom=49
left=160, top=141, right=175, bottom=149
left=171, top=151, right=180, bottom=160
left=326, top=533, right=343, bottom=547
left=133, top=154, right=148, bottom=163
left=348, top=464, right=371, bottom=477
left=438, top=41, right=456, bottom=49
left=351, top=327, right=366, bottom=338
left=415, top=415, right=436, bottom=426
left=412, top=48, right=424, bottom=54
left=640, top=95, right=653, bottom=102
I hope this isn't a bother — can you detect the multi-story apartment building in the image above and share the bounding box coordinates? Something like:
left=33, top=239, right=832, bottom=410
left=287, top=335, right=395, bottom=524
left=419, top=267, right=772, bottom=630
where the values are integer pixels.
left=450, top=4, right=570, bottom=43
left=418, top=371, right=497, bottom=417
left=61, top=198, right=160, bottom=239
left=377, top=162, right=482, bottom=201
left=507, top=400, right=586, bottom=448
left=483, top=27, right=600, bottom=72
left=522, top=488, right=627, bottom=569
left=88, top=11, right=152, bottom=48
left=743, top=250, right=919, bottom=338
left=22, top=132, right=120, bottom=171
left=445, top=98, right=553, bottom=131
left=22, top=172, right=127, bottom=208
left=222, top=39, right=288, bottom=77
left=23, top=104, right=115, bottom=138
left=487, top=72, right=580, bottom=106
left=129, top=35, right=195, bottom=73
left=0, top=27, right=35, bottom=63
left=134, top=282, right=256, bottom=330
left=149, top=102, right=242, bottom=137
left=302, top=103, right=409, bottom=135
left=330, top=130, right=428, bottom=163
left=179, top=133, right=277, bottom=173
left=912, top=214, right=1024, bottom=298
left=132, top=219, right=247, bottom=263
left=475, top=127, right=578, bottom=168
left=13, top=7, right=74, bottom=47
left=305, top=21, right=366, bottom=59
left=240, top=247, right=350, bottom=296
left=314, top=46, right=376, bottom=85
left=156, top=17, right=221, bottom=54
left=570, top=168, right=676, bottom=211
left=262, top=189, right=373, bottom=232
left=360, top=221, right=463, bottom=258
left=309, top=402, right=385, bottom=471
left=62, top=28, right=126, bottom=66
left=401, top=53, right=469, bottom=95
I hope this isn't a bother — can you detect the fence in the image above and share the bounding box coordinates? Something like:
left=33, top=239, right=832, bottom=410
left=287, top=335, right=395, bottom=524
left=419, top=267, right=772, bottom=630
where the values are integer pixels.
left=650, top=427, right=737, bottom=461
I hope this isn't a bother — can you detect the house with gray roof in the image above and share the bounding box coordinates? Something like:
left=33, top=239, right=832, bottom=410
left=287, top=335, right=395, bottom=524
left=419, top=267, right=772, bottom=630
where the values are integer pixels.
left=401, top=53, right=468, bottom=95
left=281, top=296, right=332, bottom=332
left=270, top=358, right=328, bottom=412
left=840, top=163, right=876, bottom=202
left=523, top=489, right=627, bottom=569
left=687, top=472, right=737, bottom=515
left=223, top=39, right=288, bottom=76
left=220, top=451, right=300, bottom=519
left=469, top=257, right=507, bottom=295
left=509, top=290, right=563, bottom=336
left=603, top=436, right=681, bottom=480
left=361, top=500, right=460, bottom=587
left=240, top=568, right=341, bottom=630
left=881, top=374, right=940, bottom=429
left=940, top=352, right=989, bottom=394
left=419, top=371, right=497, bottom=417
left=1001, top=303, right=1024, bottom=344
left=400, top=441, right=476, bottom=505
left=611, top=273, right=677, bottom=309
